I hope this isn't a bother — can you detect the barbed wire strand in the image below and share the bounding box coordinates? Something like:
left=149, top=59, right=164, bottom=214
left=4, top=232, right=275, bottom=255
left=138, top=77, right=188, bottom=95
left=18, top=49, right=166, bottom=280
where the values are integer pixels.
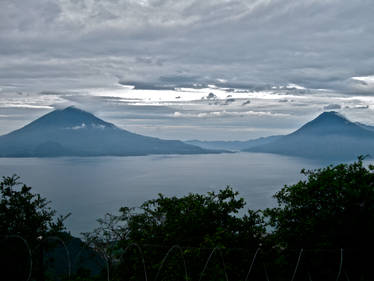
left=105, top=254, right=111, bottom=281
left=4, top=235, right=33, bottom=281
left=198, top=247, right=229, bottom=281
left=290, top=248, right=303, bottom=281
left=343, top=269, right=351, bottom=281
left=121, top=243, right=148, bottom=281
left=0, top=236, right=368, bottom=281
left=335, top=248, right=344, bottom=281
left=153, top=245, right=189, bottom=281
left=42, top=236, right=72, bottom=280
left=244, top=247, right=260, bottom=281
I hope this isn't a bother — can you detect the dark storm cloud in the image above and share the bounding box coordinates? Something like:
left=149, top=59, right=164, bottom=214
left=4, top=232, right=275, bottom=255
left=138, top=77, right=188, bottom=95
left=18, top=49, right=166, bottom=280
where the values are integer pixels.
left=1, top=0, right=373, bottom=94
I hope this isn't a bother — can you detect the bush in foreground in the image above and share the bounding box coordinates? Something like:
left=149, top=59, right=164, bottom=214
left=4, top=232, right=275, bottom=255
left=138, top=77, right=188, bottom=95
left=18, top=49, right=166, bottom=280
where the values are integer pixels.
left=86, top=157, right=374, bottom=280
left=84, top=187, right=266, bottom=281
left=0, top=175, right=70, bottom=281
left=265, top=156, right=374, bottom=280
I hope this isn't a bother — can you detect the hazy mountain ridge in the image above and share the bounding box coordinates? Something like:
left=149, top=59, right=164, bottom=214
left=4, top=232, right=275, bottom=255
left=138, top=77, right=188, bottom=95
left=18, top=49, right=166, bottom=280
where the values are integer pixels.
left=185, top=135, right=282, bottom=151
left=2, top=108, right=373, bottom=159
left=187, top=111, right=374, bottom=160
left=0, top=107, right=217, bottom=157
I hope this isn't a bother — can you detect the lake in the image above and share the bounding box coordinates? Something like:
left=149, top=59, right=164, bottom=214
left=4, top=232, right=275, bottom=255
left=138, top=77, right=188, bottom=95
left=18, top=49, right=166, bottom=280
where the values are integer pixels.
left=0, top=152, right=336, bottom=236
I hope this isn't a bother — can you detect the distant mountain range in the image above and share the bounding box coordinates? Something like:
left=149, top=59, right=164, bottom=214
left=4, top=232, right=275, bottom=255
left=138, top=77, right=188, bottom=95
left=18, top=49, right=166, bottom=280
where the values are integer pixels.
left=0, top=107, right=216, bottom=157
left=1, top=108, right=373, bottom=160
left=185, top=135, right=282, bottom=151
left=189, top=111, right=374, bottom=160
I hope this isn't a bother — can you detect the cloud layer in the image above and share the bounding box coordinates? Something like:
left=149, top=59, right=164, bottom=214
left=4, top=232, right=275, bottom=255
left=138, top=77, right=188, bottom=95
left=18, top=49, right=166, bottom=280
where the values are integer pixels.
left=1, top=0, right=374, bottom=139
left=2, top=0, right=374, bottom=90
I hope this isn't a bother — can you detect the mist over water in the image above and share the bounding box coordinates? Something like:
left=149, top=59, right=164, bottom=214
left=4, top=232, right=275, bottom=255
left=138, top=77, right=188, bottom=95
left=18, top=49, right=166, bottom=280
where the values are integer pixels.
left=0, top=153, right=332, bottom=235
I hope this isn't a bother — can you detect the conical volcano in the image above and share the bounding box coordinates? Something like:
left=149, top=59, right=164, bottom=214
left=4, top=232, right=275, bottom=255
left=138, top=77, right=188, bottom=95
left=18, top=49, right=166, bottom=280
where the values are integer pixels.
left=290, top=111, right=374, bottom=137
left=245, top=111, right=374, bottom=160
left=0, top=107, right=213, bottom=157
left=21, top=106, right=115, bottom=130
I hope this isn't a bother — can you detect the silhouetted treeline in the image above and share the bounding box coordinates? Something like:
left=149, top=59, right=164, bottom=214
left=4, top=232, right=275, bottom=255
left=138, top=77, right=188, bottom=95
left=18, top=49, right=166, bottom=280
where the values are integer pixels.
left=2, top=157, right=374, bottom=280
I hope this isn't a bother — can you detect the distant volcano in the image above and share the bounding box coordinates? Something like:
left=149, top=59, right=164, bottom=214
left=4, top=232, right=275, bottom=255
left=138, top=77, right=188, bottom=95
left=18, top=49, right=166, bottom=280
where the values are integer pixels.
left=245, top=111, right=374, bottom=160
left=0, top=106, right=215, bottom=157
left=289, top=111, right=374, bottom=137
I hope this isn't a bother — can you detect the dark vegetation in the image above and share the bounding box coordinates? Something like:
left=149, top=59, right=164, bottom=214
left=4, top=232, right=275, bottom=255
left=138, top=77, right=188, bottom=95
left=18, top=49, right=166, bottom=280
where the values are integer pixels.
left=1, top=157, right=374, bottom=280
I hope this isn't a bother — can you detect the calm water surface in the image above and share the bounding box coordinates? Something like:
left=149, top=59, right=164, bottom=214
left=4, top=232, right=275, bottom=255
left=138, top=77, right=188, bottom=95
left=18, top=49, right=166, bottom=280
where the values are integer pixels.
left=0, top=153, right=333, bottom=235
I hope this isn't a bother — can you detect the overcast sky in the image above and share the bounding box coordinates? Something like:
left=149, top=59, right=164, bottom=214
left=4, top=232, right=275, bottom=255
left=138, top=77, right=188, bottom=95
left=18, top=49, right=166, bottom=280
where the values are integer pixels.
left=0, top=0, right=374, bottom=140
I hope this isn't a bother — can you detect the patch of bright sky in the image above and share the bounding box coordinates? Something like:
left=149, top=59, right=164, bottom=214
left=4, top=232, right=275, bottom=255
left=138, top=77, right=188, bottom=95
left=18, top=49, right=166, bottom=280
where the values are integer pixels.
left=1, top=82, right=374, bottom=139
left=88, top=85, right=307, bottom=103
left=352, top=76, right=374, bottom=84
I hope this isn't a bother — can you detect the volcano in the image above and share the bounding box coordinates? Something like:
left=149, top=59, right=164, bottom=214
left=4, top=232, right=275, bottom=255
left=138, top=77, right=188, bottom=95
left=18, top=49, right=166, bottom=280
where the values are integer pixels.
left=0, top=107, right=214, bottom=157
left=245, top=111, right=374, bottom=160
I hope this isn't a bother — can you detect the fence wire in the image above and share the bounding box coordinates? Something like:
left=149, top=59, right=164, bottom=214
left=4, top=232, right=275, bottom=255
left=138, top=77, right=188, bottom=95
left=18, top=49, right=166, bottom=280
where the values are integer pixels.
left=1, top=235, right=371, bottom=281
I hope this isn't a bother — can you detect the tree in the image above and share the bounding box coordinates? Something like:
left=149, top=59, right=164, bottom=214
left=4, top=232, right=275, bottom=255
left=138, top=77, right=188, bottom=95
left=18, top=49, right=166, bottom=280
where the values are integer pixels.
left=83, top=159, right=374, bottom=280
left=265, top=157, right=374, bottom=280
left=86, top=187, right=265, bottom=281
left=0, top=175, right=68, bottom=241
left=0, top=175, right=69, bottom=281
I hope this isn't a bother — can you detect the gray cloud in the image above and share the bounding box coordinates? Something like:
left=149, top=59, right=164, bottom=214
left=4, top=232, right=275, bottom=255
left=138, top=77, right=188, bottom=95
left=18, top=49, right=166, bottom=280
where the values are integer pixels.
left=323, top=104, right=342, bottom=110
left=1, top=0, right=374, bottom=139
left=1, top=0, right=373, bottom=93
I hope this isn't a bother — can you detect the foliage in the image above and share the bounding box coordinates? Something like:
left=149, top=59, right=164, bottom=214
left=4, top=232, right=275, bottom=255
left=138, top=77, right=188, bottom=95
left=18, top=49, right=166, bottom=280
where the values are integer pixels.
left=0, top=175, right=70, bottom=281
left=265, top=157, right=374, bottom=279
left=266, top=157, right=374, bottom=249
left=85, top=186, right=265, bottom=281
left=122, top=186, right=264, bottom=248
left=0, top=175, right=68, bottom=243
left=82, top=213, right=126, bottom=281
